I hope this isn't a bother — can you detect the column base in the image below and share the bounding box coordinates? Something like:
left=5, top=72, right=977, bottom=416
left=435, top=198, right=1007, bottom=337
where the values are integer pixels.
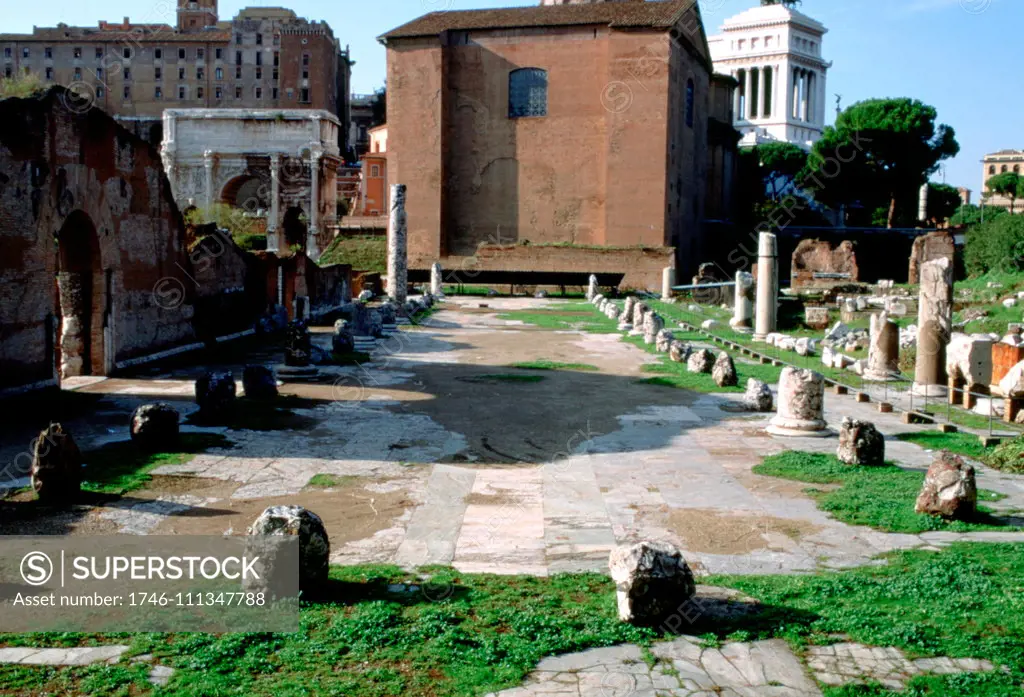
left=767, top=416, right=831, bottom=438
left=911, top=382, right=946, bottom=398
left=862, top=370, right=898, bottom=382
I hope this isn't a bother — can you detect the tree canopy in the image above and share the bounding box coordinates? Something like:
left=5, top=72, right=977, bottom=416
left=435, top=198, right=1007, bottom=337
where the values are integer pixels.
left=926, top=183, right=962, bottom=225
left=950, top=203, right=1007, bottom=227
left=801, top=98, right=959, bottom=228
left=754, top=142, right=809, bottom=202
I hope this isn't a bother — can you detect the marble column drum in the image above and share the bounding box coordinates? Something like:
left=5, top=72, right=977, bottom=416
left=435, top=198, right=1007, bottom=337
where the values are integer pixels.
left=387, top=184, right=409, bottom=304
left=864, top=311, right=900, bottom=381
left=754, top=232, right=778, bottom=341
left=730, top=270, right=754, bottom=330
left=913, top=257, right=953, bottom=397
left=767, top=367, right=830, bottom=437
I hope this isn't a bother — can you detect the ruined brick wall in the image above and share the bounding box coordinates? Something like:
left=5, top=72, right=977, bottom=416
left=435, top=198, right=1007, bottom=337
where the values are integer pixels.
left=0, top=87, right=195, bottom=389
left=790, top=239, right=859, bottom=289
left=190, top=231, right=267, bottom=341
left=908, top=230, right=955, bottom=285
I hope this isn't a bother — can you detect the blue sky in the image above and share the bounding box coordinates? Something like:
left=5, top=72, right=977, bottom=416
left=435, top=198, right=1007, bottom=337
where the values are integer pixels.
left=5, top=0, right=1017, bottom=192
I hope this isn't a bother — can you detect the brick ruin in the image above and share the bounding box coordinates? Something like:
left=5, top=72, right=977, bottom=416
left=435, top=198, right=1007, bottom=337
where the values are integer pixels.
left=0, top=88, right=350, bottom=393
left=790, top=239, right=859, bottom=289
left=908, top=230, right=955, bottom=285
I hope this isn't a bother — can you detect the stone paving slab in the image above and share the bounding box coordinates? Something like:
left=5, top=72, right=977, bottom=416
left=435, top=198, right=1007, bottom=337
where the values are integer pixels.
left=487, top=635, right=997, bottom=697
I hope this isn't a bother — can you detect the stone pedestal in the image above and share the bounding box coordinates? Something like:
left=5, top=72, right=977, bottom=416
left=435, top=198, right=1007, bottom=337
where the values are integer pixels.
left=661, top=267, right=675, bottom=302
left=430, top=262, right=444, bottom=296
left=630, top=302, right=649, bottom=337
left=730, top=271, right=754, bottom=330
left=386, top=184, right=408, bottom=304
left=912, top=258, right=953, bottom=396
left=864, top=311, right=899, bottom=381
left=767, top=367, right=830, bottom=437
left=754, top=232, right=778, bottom=341
left=586, top=274, right=599, bottom=302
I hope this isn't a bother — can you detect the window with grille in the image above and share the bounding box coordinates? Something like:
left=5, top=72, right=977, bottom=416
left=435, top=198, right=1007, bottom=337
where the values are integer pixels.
left=508, top=68, right=547, bottom=118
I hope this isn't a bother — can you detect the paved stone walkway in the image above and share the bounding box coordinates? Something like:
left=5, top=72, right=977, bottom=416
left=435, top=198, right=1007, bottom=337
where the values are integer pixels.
left=0, top=646, right=174, bottom=685
left=26, top=297, right=1022, bottom=572
left=486, top=635, right=995, bottom=696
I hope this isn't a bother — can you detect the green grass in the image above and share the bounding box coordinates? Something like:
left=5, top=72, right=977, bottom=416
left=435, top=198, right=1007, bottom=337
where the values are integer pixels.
left=511, top=360, right=600, bottom=372
left=0, top=566, right=653, bottom=697
left=709, top=542, right=1024, bottom=697
left=753, top=451, right=1016, bottom=534
left=498, top=302, right=620, bottom=334
left=898, top=431, right=1024, bottom=475
left=80, top=433, right=232, bottom=495
left=306, top=473, right=358, bottom=488
left=319, top=235, right=387, bottom=273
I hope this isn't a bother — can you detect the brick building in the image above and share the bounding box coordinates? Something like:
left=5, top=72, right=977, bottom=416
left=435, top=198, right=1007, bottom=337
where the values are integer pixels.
left=379, top=0, right=738, bottom=287
left=0, top=2, right=352, bottom=148
left=982, top=149, right=1024, bottom=213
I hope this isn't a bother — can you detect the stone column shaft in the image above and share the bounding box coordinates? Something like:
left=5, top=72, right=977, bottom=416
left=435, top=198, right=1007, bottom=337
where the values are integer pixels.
left=754, top=232, right=777, bottom=341
left=268, top=153, right=281, bottom=253
left=731, top=271, right=754, bottom=329
left=203, top=150, right=214, bottom=216
left=387, top=183, right=408, bottom=304
left=913, top=257, right=954, bottom=396
left=661, top=267, right=675, bottom=302
left=430, top=262, right=443, bottom=296
left=307, top=148, right=322, bottom=259
left=864, top=311, right=899, bottom=381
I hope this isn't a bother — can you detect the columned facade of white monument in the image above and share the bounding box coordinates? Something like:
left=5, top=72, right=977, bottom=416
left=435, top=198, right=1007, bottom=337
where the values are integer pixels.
left=708, top=2, right=831, bottom=149
left=160, top=109, right=341, bottom=260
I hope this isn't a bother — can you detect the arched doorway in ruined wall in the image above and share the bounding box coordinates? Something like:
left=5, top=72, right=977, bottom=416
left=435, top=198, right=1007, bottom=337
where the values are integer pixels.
left=221, top=174, right=270, bottom=213
left=282, top=206, right=307, bottom=252
left=55, top=210, right=108, bottom=379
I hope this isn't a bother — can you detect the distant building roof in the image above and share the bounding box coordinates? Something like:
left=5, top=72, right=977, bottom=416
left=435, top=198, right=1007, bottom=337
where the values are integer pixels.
left=719, top=2, right=826, bottom=35
left=984, top=149, right=1024, bottom=159
left=379, top=0, right=700, bottom=41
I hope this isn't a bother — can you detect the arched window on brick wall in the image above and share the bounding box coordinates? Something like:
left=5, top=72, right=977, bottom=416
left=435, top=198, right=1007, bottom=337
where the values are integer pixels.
left=509, top=68, right=548, bottom=118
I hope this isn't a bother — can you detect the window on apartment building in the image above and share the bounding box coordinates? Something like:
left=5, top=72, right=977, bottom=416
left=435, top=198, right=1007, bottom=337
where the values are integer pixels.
left=508, top=68, right=547, bottom=118
left=22, top=48, right=29, bottom=59
left=989, top=165, right=996, bottom=175
left=685, top=78, right=695, bottom=128
left=215, top=86, right=222, bottom=99
left=4, top=67, right=11, bottom=79
left=155, top=67, right=162, bottom=80
left=256, top=33, right=262, bottom=45
left=272, top=67, right=278, bottom=81
left=235, top=66, right=241, bottom=79
left=300, top=87, right=310, bottom=103
left=179, top=86, right=186, bottom=99
left=178, top=67, right=185, bottom=79
left=3, top=48, right=11, bottom=59
left=45, top=47, right=52, bottom=59
left=302, top=68, right=308, bottom=80
left=255, top=52, right=262, bottom=66
left=197, top=66, right=204, bottom=79
left=235, top=51, right=242, bottom=65
left=197, top=86, right=204, bottom=98
left=73, top=68, right=82, bottom=80
left=235, top=85, right=242, bottom=99
left=271, top=87, right=278, bottom=99
left=178, top=47, right=186, bottom=60
left=235, top=33, right=242, bottom=45
left=215, top=67, right=222, bottom=80
left=273, top=34, right=280, bottom=46
left=197, top=47, right=205, bottom=60
left=96, top=67, right=103, bottom=78
left=254, top=67, right=261, bottom=79
left=96, top=85, right=104, bottom=98
left=215, top=48, right=222, bottom=60
left=370, top=165, right=380, bottom=178
left=155, top=86, right=162, bottom=99
left=123, top=85, right=131, bottom=100
left=123, top=47, right=131, bottom=59
left=255, top=87, right=262, bottom=99
left=123, top=68, right=131, bottom=80
left=94, top=47, right=102, bottom=59
left=273, top=51, right=279, bottom=67
left=302, top=53, right=309, bottom=66
left=155, top=48, right=162, bottom=60
left=45, top=67, right=53, bottom=80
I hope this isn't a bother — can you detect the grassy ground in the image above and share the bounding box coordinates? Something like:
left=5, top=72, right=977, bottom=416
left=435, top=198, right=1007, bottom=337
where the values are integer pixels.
left=305, top=474, right=359, bottom=488
left=898, top=431, right=1024, bottom=474
left=319, top=235, right=387, bottom=273
left=626, top=332, right=784, bottom=393
left=497, top=303, right=620, bottom=334
left=709, top=542, right=1024, bottom=697
left=753, top=451, right=1015, bottom=534
left=510, top=360, right=600, bottom=372
left=81, top=433, right=231, bottom=495
left=7, top=548, right=1024, bottom=696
